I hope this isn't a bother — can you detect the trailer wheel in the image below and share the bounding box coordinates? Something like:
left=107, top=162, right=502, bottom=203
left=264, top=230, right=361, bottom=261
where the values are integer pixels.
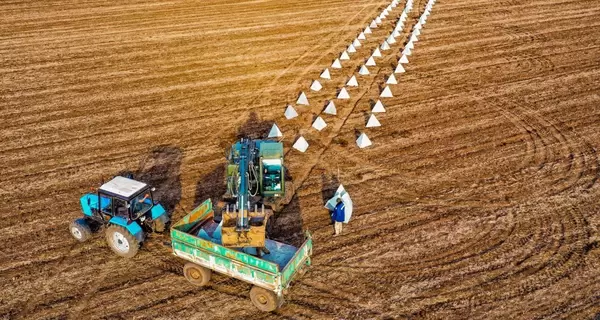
left=183, top=263, right=211, bottom=286
left=105, top=225, right=139, bottom=258
left=70, top=218, right=92, bottom=242
left=250, top=286, right=280, bottom=312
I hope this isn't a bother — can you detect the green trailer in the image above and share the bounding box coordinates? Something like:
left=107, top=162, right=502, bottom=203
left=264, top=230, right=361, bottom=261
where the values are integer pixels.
left=170, top=199, right=312, bottom=312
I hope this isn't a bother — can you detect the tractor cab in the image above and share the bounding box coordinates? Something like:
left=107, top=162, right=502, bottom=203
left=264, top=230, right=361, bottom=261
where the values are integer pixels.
left=96, top=176, right=156, bottom=222
left=72, top=175, right=170, bottom=258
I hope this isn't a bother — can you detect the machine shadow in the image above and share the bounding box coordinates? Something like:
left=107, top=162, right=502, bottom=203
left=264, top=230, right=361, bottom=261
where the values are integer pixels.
left=118, top=145, right=183, bottom=217
left=193, top=164, right=226, bottom=209
left=193, top=112, right=306, bottom=247
left=236, top=111, right=272, bottom=140
left=267, top=195, right=304, bottom=248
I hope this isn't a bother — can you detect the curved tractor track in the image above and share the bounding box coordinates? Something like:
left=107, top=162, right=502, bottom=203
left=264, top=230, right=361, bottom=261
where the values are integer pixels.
left=1, top=0, right=600, bottom=319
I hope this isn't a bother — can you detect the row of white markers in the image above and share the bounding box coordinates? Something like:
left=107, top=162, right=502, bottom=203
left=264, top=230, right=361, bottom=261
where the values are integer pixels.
left=267, top=0, right=436, bottom=152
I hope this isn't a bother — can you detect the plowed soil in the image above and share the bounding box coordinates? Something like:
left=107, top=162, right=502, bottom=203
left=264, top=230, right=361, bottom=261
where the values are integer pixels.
left=1, top=0, right=599, bottom=319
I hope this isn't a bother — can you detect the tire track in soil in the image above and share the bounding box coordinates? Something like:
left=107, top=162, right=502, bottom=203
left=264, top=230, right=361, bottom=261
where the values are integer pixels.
left=285, top=0, right=600, bottom=316
left=17, top=3, right=397, bottom=317
left=281, top=0, right=426, bottom=198
left=3, top=0, right=600, bottom=318
left=487, top=97, right=599, bottom=196
left=244, top=2, right=383, bottom=109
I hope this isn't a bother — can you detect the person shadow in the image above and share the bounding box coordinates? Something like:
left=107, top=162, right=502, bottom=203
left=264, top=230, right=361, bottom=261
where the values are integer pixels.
left=321, top=173, right=341, bottom=205
left=320, top=173, right=340, bottom=227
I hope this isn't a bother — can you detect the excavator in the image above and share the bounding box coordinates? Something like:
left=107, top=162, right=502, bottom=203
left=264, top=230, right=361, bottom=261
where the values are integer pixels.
left=217, top=138, right=292, bottom=252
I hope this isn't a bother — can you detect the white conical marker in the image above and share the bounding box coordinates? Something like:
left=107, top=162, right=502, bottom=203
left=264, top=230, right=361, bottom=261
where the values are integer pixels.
left=324, top=101, right=337, bottom=115
left=346, top=75, right=358, bottom=87
left=403, top=47, right=412, bottom=56
left=285, top=105, right=299, bottom=119
left=386, top=73, right=397, bottom=84
left=340, top=51, right=350, bottom=60
left=347, top=44, right=356, bottom=53
left=375, top=16, right=382, bottom=24
left=353, top=38, right=361, bottom=47
left=372, top=100, right=386, bottom=112
left=310, top=80, right=322, bottom=91
left=356, top=133, right=372, bottom=148
left=380, top=86, right=393, bottom=98
left=394, top=63, right=406, bottom=73
left=399, top=55, right=409, bottom=64
left=393, top=29, right=401, bottom=37
left=337, top=87, right=350, bottom=99
left=380, top=41, right=391, bottom=51
left=358, top=32, right=366, bottom=40
left=268, top=123, right=283, bottom=137
left=312, top=116, right=327, bottom=131
left=410, top=34, right=419, bottom=42
left=387, top=35, right=396, bottom=44
left=364, top=26, right=372, bottom=34
left=359, top=65, right=370, bottom=75
left=297, top=92, right=309, bottom=105
left=414, top=28, right=421, bottom=36
left=365, top=56, right=376, bottom=66
left=366, top=114, right=381, bottom=128
left=372, top=47, right=382, bottom=57
left=400, top=14, right=407, bottom=23
left=320, top=68, right=331, bottom=79
left=370, top=20, right=378, bottom=28
left=293, top=136, right=309, bottom=152
left=407, top=41, right=414, bottom=50
left=396, top=21, right=404, bottom=31
left=331, top=58, right=342, bottom=69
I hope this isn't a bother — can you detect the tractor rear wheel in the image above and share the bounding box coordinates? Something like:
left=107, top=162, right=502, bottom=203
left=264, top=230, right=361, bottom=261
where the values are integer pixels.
left=70, top=218, right=92, bottom=242
left=249, top=286, right=281, bottom=312
left=183, top=263, right=211, bottom=286
left=105, top=225, right=139, bottom=258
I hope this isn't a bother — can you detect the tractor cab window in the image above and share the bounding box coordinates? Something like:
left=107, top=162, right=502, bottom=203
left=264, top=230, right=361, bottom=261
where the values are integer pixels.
left=131, top=191, right=153, bottom=219
left=262, top=159, right=282, bottom=192
left=113, top=199, right=128, bottom=218
left=99, top=196, right=112, bottom=214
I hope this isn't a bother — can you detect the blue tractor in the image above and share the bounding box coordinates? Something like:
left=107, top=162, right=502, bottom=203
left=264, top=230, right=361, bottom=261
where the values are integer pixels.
left=69, top=175, right=171, bottom=258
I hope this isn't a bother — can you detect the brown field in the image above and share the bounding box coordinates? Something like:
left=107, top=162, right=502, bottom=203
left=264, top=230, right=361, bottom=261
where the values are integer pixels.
left=1, top=0, right=600, bottom=319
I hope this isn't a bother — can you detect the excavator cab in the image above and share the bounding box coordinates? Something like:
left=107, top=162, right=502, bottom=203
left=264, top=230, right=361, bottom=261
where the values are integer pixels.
left=261, top=159, right=282, bottom=192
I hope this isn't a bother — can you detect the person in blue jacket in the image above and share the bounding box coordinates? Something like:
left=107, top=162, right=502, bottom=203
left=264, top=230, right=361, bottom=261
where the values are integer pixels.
left=331, top=198, right=345, bottom=236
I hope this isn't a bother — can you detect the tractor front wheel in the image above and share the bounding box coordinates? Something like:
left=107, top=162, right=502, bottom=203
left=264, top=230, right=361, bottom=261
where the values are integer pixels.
left=183, top=263, right=211, bottom=286
left=105, top=225, right=139, bottom=258
left=249, top=286, right=281, bottom=312
left=70, top=218, right=92, bottom=242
